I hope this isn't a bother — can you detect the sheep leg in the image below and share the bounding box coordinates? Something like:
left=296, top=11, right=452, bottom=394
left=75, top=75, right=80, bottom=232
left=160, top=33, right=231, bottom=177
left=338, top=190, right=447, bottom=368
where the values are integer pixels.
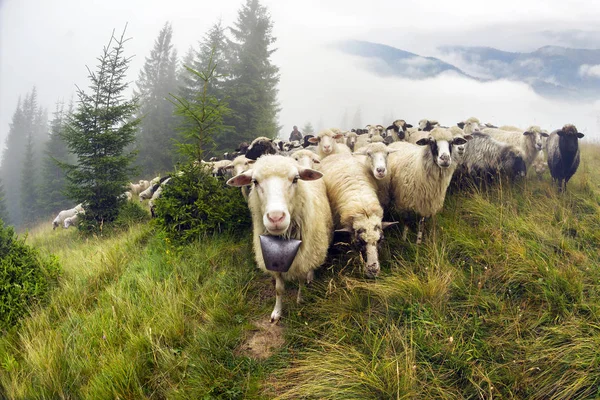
left=416, top=217, right=426, bottom=245
left=297, top=282, right=303, bottom=304
left=271, top=273, right=285, bottom=323
left=402, top=225, right=409, bottom=241
left=306, top=270, right=314, bottom=285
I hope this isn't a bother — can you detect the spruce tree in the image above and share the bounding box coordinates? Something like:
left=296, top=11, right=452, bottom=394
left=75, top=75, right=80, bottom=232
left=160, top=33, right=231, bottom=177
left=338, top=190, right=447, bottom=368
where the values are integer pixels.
left=61, top=27, right=139, bottom=233
left=20, top=134, right=37, bottom=226
left=134, top=22, right=179, bottom=175
left=38, top=101, right=73, bottom=218
left=223, top=0, right=280, bottom=150
left=170, top=46, right=231, bottom=163
left=0, top=178, right=8, bottom=223
left=301, top=122, right=315, bottom=135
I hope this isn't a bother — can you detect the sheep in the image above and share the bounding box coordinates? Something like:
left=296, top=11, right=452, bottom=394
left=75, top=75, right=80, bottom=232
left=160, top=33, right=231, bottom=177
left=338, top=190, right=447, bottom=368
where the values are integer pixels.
left=52, top=203, right=84, bottom=230
left=387, top=128, right=466, bottom=244
left=140, top=176, right=171, bottom=201
left=320, top=154, right=396, bottom=277
left=245, top=136, right=279, bottom=160
left=291, top=149, right=321, bottom=169
left=129, top=182, right=146, bottom=195
left=63, top=212, right=80, bottom=229
left=308, top=129, right=352, bottom=159
left=482, top=125, right=549, bottom=168
left=149, top=177, right=172, bottom=217
left=450, top=133, right=527, bottom=189
left=353, top=142, right=399, bottom=206
left=385, top=119, right=413, bottom=142
left=354, top=125, right=385, bottom=151
left=224, top=155, right=257, bottom=201
left=547, top=124, right=584, bottom=192
left=227, top=155, right=333, bottom=323
left=345, top=131, right=358, bottom=151
left=456, top=117, right=482, bottom=135
left=448, top=126, right=473, bottom=163
left=302, top=135, right=316, bottom=148
left=531, top=149, right=547, bottom=178
left=418, top=119, right=440, bottom=131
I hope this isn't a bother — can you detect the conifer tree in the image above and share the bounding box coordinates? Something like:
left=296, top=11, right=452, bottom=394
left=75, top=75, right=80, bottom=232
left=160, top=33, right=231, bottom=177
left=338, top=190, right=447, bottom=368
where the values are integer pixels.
left=20, top=134, right=37, bottom=226
left=223, top=0, right=280, bottom=150
left=0, top=178, right=8, bottom=223
left=134, top=22, right=179, bottom=175
left=61, top=27, right=139, bottom=233
left=38, top=100, right=73, bottom=218
left=301, top=122, right=315, bottom=135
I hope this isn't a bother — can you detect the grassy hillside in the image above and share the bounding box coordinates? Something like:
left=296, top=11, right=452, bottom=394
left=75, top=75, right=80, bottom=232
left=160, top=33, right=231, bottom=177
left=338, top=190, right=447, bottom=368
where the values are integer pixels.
left=1, top=144, right=599, bottom=399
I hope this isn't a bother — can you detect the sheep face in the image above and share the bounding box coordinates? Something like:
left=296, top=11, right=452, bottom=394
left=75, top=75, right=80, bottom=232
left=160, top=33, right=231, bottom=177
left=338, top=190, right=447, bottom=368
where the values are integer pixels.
left=524, top=127, right=550, bottom=151
left=227, top=158, right=323, bottom=236
left=291, top=150, right=321, bottom=169
left=556, top=124, right=584, bottom=154
left=454, top=135, right=473, bottom=156
left=345, top=132, right=358, bottom=151
left=338, top=219, right=397, bottom=278
left=416, top=136, right=467, bottom=168
left=418, top=119, right=438, bottom=131
left=357, top=143, right=397, bottom=180
left=309, top=131, right=343, bottom=155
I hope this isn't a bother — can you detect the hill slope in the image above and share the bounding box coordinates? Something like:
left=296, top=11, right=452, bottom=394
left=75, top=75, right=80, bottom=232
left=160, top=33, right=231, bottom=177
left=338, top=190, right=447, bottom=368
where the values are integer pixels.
left=1, top=145, right=600, bottom=398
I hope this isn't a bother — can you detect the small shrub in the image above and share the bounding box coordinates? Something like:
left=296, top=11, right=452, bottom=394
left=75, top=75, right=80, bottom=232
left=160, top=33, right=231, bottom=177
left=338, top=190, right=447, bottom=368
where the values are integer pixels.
left=0, top=219, right=61, bottom=332
left=77, top=200, right=150, bottom=236
left=154, top=163, right=251, bottom=243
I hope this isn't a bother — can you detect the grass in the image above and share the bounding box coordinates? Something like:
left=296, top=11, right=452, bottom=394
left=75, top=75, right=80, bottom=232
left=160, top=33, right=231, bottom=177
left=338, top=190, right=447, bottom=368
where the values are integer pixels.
left=1, top=143, right=599, bottom=399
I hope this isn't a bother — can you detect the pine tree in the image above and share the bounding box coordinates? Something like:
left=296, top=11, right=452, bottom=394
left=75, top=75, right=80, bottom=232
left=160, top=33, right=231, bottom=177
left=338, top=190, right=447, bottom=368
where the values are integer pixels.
left=301, top=122, right=315, bottom=135
left=134, top=22, right=179, bottom=175
left=0, top=178, right=8, bottom=223
left=20, top=134, right=37, bottom=226
left=61, top=27, right=139, bottom=233
left=351, top=107, right=363, bottom=129
left=38, top=100, right=73, bottom=218
left=170, top=46, right=231, bottom=163
left=223, top=0, right=280, bottom=150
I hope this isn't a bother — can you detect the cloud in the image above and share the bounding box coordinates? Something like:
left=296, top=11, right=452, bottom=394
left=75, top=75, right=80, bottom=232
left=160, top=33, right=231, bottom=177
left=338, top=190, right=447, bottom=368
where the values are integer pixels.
left=579, top=64, right=600, bottom=78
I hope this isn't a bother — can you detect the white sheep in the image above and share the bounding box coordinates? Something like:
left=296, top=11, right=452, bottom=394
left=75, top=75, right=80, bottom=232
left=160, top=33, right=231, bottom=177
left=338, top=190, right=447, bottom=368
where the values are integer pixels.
left=320, top=153, right=395, bottom=277
left=387, top=128, right=466, bottom=244
left=482, top=126, right=549, bottom=168
left=52, top=203, right=84, bottom=230
left=225, top=155, right=256, bottom=201
left=308, top=129, right=352, bottom=159
left=148, top=177, right=171, bottom=217
left=291, top=149, right=321, bottom=169
left=353, top=142, right=399, bottom=206
left=63, top=212, right=80, bottom=229
left=227, top=155, right=333, bottom=323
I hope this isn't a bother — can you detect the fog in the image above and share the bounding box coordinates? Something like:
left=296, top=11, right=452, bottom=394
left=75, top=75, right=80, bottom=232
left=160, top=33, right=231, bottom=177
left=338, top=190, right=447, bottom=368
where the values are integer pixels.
left=2, top=0, right=600, bottom=152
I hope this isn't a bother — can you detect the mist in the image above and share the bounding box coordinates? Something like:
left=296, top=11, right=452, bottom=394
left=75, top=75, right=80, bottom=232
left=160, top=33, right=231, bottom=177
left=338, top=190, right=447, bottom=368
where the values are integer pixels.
left=2, top=0, right=600, bottom=150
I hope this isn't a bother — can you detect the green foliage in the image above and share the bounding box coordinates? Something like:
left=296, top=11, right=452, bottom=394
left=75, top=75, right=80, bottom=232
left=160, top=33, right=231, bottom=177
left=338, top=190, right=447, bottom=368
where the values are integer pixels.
left=223, top=0, right=281, bottom=146
left=0, top=178, right=9, bottom=223
left=134, top=22, right=180, bottom=175
left=60, top=27, right=140, bottom=234
left=37, top=101, right=75, bottom=218
left=0, top=89, right=48, bottom=227
left=171, top=46, right=231, bottom=163
left=301, top=122, right=314, bottom=135
left=154, top=163, right=251, bottom=243
left=0, top=219, right=60, bottom=332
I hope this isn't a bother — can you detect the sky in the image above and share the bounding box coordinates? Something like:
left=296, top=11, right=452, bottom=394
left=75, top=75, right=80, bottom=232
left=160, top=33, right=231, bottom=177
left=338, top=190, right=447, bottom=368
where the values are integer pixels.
left=2, top=0, right=600, bottom=154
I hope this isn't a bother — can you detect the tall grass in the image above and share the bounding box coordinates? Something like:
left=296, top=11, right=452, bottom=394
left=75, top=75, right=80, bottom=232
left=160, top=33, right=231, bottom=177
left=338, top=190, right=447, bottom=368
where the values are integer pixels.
left=0, top=144, right=599, bottom=399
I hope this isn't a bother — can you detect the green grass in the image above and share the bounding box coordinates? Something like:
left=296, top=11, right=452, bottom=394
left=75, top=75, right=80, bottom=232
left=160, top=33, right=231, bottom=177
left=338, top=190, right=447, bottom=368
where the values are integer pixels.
left=1, top=144, right=600, bottom=399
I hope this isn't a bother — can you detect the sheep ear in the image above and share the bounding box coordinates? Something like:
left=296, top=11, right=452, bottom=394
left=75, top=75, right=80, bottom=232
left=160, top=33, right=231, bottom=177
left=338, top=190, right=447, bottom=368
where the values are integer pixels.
left=224, top=165, right=235, bottom=170
left=463, top=134, right=473, bottom=141
left=308, top=137, right=320, bottom=144
left=226, top=170, right=253, bottom=187
left=541, top=131, right=550, bottom=138
left=312, top=158, right=321, bottom=164
left=298, top=167, right=323, bottom=181
left=405, top=124, right=413, bottom=128
left=457, top=122, right=465, bottom=129
left=416, top=138, right=431, bottom=146
left=523, top=131, right=532, bottom=136
left=335, top=226, right=353, bottom=233
left=382, top=221, right=399, bottom=230
left=452, top=137, right=468, bottom=145
left=556, top=130, right=564, bottom=137
left=577, top=132, right=585, bottom=138
left=247, top=160, right=256, bottom=165
left=387, top=148, right=401, bottom=154
left=333, top=133, right=344, bottom=140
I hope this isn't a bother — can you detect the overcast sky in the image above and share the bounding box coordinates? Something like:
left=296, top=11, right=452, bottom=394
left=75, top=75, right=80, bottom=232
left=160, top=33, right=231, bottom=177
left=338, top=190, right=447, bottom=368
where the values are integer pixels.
left=2, top=0, right=600, bottom=153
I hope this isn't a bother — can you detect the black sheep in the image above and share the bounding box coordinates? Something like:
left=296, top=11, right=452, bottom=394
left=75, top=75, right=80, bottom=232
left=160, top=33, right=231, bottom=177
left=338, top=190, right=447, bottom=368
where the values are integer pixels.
left=547, top=124, right=584, bottom=192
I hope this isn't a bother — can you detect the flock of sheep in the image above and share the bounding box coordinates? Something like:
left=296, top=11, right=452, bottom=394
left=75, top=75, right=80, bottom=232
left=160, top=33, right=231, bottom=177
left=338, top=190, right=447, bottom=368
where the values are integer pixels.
left=225, top=118, right=584, bottom=322
left=51, top=117, right=585, bottom=323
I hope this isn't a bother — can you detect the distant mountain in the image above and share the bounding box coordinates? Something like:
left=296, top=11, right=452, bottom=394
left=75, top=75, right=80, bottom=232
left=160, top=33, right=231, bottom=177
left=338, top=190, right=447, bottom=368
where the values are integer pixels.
left=335, top=40, right=600, bottom=100
left=336, top=40, right=475, bottom=80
